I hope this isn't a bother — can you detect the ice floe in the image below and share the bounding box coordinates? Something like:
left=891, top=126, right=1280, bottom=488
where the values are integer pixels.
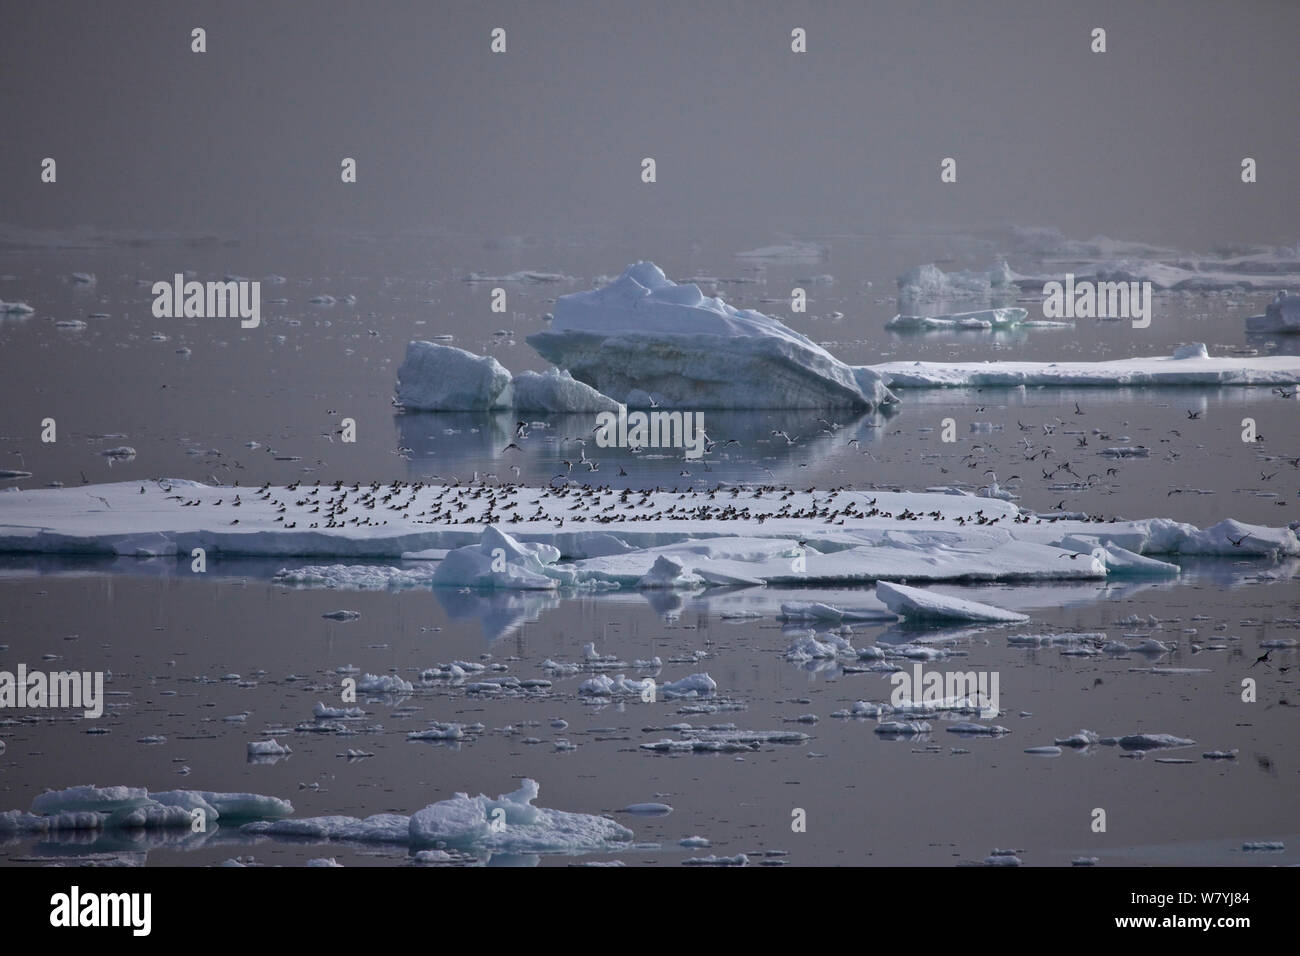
left=872, top=344, right=1300, bottom=388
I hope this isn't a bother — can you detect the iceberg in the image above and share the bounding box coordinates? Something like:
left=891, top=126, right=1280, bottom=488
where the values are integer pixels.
left=395, top=341, right=513, bottom=411
left=1246, top=291, right=1300, bottom=334
left=527, top=262, right=897, bottom=410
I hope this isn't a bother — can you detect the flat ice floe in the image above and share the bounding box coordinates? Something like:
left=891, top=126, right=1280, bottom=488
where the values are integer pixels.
left=241, top=779, right=634, bottom=856
left=527, top=262, right=896, bottom=410
left=2, top=483, right=1295, bottom=593
left=871, top=344, right=1300, bottom=388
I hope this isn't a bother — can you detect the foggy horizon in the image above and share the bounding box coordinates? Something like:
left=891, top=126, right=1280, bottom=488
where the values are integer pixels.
left=2, top=0, right=1298, bottom=250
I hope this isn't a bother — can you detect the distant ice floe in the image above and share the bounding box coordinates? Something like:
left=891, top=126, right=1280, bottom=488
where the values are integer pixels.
left=1246, top=291, right=1300, bottom=334
left=527, top=262, right=897, bottom=410
left=0, top=784, right=293, bottom=837
left=886, top=307, right=1033, bottom=332
left=734, top=241, right=828, bottom=261
left=897, top=262, right=1020, bottom=301
left=0, top=300, right=35, bottom=315
left=871, top=343, right=1300, bottom=388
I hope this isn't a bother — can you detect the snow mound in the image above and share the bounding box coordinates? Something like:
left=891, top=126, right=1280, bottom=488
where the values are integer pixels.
left=527, top=261, right=897, bottom=410
left=431, top=525, right=571, bottom=590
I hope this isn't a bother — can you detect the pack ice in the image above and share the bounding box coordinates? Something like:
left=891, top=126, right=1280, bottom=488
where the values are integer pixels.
left=527, top=262, right=897, bottom=409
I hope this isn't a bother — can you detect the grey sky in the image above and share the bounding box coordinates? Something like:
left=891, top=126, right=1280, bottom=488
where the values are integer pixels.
left=2, top=0, right=1296, bottom=247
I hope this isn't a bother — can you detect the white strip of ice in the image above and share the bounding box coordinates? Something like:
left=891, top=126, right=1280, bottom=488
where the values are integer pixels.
left=872, top=344, right=1300, bottom=388
left=886, top=308, right=1030, bottom=332
left=2, top=483, right=1294, bottom=592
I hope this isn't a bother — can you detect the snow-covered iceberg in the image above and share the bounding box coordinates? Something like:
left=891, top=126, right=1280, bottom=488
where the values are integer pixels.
left=527, top=261, right=897, bottom=410
left=897, top=262, right=1020, bottom=301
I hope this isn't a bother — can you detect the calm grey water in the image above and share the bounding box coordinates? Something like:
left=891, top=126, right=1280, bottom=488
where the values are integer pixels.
left=0, top=230, right=1296, bottom=866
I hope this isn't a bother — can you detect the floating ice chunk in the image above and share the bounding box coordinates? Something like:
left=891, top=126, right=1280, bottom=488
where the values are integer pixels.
left=946, top=722, right=1011, bottom=736
left=31, top=785, right=153, bottom=816
left=510, top=368, right=620, bottom=413
left=621, top=803, right=672, bottom=816
left=1054, top=730, right=1101, bottom=748
left=661, top=673, right=716, bottom=698
left=1242, top=841, right=1285, bottom=851
left=395, top=341, right=513, bottom=411
left=356, top=673, right=414, bottom=694
left=1171, top=342, right=1209, bottom=360
left=407, top=723, right=464, bottom=741
left=679, top=835, right=711, bottom=847
left=321, top=609, right=360, bottom=621
left=1025, top=746, right=1062, bottom=756
left=307, top=858, right=343, bottom=867
left=876, top=581, right=1029, bottom=624
left=408, top=779, right=633, bottom=853
left=0, top=301, right=35, bottom=315
left=875, top=720, right=931, bottom=736
left=528, top=262, right=897, bottom=410
left=247, top=739, right=292, bottom=756
left=683, top=853, right=748, bottom=866
left=1116, top=733, right=1195, bottom=750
